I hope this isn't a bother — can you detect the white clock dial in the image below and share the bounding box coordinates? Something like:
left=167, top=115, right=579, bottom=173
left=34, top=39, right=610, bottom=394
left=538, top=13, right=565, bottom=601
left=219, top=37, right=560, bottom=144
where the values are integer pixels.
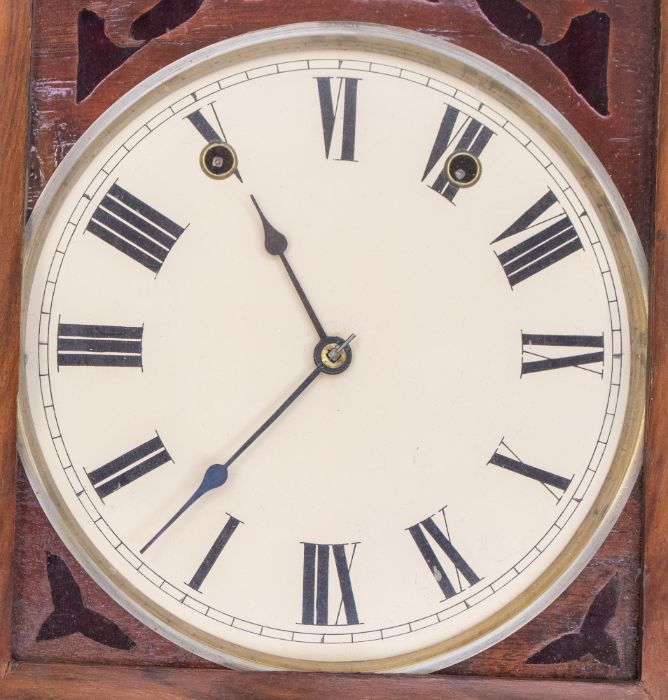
left=20, top=24, right=646, bottom=672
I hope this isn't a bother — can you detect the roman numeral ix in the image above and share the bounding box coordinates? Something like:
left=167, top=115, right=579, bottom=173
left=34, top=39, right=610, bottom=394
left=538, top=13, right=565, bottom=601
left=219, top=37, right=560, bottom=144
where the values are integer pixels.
left=408, top=509, right=480, bottom=599
left=87, top=435, right=172, bottom=500
left=316, top=77, right=360, bottom=161
left=489, top=441, right=573, bottom=498
left=493, top=190, right=583, bottom=287
left=57, top=322, right=143, bottom=368
left=301, top=542, right=360, bottom=626
left=87, top=183, right=185, bottom=274
left=522, top=333, right=604, bottom=376
left=187, top=515, right=242, bottom=591
left=422, top=105, right=493, bottom=202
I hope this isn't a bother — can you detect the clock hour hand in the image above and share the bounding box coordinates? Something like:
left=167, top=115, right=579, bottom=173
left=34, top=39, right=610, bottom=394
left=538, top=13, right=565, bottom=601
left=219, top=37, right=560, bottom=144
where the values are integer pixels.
left=250, top=195, right=327, bottom=340
left=140, top=365, right=324, bottom=553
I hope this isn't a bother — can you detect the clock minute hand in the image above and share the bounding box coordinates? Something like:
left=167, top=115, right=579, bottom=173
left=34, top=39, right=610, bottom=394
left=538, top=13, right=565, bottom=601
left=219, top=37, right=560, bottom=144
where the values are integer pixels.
left=140, top=366, right=323, bottom=553
left=250, top=195, right=327, bottom=340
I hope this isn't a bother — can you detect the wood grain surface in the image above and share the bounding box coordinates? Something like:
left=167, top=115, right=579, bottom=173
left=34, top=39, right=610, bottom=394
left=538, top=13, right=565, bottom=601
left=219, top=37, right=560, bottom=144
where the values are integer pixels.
left=642, top=0, right=668, bottom=698
left=3, top=0, right=664, bottom=697
left=0, top=0, right=32, bottom=679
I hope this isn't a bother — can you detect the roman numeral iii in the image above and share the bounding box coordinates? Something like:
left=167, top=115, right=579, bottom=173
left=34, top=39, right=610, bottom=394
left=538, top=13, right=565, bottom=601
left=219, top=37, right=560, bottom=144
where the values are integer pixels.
left=522, top=333, right=604, bottom=375
left=493, top=190, right=583, bottom=287
left=316, top=77, right=360, bottom=161
left=57, top=323, right=143, bottom=368
left=187, top=515, right=242, bottom=591
left=408, top=509, right=480, bottom=599
left=87, top=435, right=172, bottom=500
left=489, top=441, right=572, bottom=496
left=422, top=105, right=493, bottom=202
left=301, top=542, right=360, bottom=625
left=87, top=183, right=185, bottom=273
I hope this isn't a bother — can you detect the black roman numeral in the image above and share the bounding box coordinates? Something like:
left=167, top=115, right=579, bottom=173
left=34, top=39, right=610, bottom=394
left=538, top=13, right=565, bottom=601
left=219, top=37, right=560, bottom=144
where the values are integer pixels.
left=422, top=105, right=493, bottom=202
left=522, top=333, right=604, bottom=376
left=87, top=183, right=185, bottom=274
left=88, top=435, right=172, bottom=500
left=185, top=104, right=243, bottom=181
left=301, top=542, right=360, bottom=625
left=408, top=509, right=480, bottom=599
left=316, top=77, right=360, bottom=161
left=57, top=323, right=143, bottom=368
left=493, top=190, right=583, bottom=287
left=489, top=441, right=572, bottom=497
left=187, top=515, right=242, bottom=591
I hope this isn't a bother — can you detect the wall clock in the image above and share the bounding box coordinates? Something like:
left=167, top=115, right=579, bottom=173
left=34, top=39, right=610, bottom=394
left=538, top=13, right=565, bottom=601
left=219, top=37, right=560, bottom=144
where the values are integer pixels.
left=1, top=3, right=668, bottom=689
left=17, top=20, right=647, bottom=673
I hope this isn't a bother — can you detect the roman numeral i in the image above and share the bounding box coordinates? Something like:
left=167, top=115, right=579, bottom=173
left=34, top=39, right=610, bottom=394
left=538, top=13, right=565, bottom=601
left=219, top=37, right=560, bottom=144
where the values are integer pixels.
left=187, top=515, right=243, bottom=591
left=301, top=542, right=360, bottom=626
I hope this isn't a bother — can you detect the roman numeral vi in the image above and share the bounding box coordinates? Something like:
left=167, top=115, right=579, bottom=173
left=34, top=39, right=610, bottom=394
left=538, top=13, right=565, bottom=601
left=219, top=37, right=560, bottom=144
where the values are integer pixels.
left=316, top=77, right=360, bottom=161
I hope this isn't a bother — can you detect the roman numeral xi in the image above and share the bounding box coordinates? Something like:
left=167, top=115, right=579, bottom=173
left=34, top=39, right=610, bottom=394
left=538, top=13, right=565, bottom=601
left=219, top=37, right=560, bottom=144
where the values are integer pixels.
left=408, top=509, right=480, bottom=599
left=493, top=190, right=583, bottom=287
left=422, top=105, right=493, bottom=202
left=87, top=435, right=172, bottom=500
left=301, top=542, right=360, bottom=625
left=57, top=323, right=143, bottom=368
left=316, top=77, right=360, bottom=161
left=87, top=183, right=185, bottom=274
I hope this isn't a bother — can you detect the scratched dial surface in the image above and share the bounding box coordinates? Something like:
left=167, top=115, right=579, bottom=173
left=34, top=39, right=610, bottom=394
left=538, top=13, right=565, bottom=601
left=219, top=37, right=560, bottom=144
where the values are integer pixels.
left=20, top=25, right=645, bottom=672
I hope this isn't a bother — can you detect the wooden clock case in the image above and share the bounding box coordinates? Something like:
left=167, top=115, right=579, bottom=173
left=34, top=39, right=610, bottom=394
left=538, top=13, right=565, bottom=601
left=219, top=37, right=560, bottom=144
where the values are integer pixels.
left=1, top=1, right=667, bottom=697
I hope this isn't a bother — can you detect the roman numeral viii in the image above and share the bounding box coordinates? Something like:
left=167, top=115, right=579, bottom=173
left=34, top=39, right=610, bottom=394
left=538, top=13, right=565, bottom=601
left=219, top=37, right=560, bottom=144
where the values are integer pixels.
left=522, top=334, right=604, bottom=375
left=57, top=323, right=142, bottom=368
left=187, top=515, right=242, bottom=591
left=301, top=542, right=360, bottom=625
left=316, top=77, right=360, bottom=161
left=422, top=105, right=493, bottom=202
left=489, top=441, right=572, bottom=497
left=88, top=435, right=172, bottom=500
left=493, top=190, right=583, bottom=287
left=408, top=509, right=480, bottom=599
left=87, top=183, right=185, bottom=274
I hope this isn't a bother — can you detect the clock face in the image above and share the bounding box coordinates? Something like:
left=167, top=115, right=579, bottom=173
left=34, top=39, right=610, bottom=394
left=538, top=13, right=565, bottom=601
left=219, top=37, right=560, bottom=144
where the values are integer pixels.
left=20, top=24, right=646, bottom=672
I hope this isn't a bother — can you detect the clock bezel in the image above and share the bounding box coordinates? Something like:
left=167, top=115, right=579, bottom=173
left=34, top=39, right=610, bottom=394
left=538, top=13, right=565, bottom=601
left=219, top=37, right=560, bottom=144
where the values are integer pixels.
left=17, top=21, right=648, bottom=673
